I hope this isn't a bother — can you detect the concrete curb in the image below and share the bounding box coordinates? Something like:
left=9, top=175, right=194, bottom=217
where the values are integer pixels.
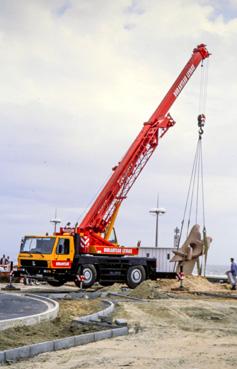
left=73, top=299, right=115, bottom=324
left=0, top=293, right=59, bottom=331
left=0, top=327, right=129, bottom=365
left=0, top=298, right=126, bottom=365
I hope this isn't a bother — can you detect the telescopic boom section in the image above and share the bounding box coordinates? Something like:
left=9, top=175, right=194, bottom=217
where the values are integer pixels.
left=79, top=44, right=210, bottom=234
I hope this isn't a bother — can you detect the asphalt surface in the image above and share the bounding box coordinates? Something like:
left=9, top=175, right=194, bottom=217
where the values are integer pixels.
left=0, top=293, right=48, bottom=320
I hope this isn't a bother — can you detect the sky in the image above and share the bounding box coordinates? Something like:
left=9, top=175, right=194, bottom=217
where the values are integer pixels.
left=0, top=0, right=237, bottom=266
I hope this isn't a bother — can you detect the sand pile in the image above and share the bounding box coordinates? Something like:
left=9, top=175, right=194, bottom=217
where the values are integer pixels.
left=128, top=276, right=227, bottom=299
left=176, top=275, right=227, bottom=292
left=100, top=283, right=127, bottom=292
left=128, top=279, right=161, bottom=299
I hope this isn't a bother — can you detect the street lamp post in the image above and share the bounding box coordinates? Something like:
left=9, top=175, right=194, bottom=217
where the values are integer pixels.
left=50, top=218, right=61, bottom=234
left=149, top=207, right=166, bottom=247
left=50, top=209, right=61, bottom=234
left=174, top=226, right=180, bottom=248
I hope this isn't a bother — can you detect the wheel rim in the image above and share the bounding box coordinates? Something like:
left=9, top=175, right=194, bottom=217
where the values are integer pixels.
left=131, top=269, right=142, bottom=283
left=83, top=268, right=93, bottom=283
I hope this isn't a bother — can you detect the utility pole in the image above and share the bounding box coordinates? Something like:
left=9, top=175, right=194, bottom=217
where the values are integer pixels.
left=174, top=226, right=180, bottom=248
left=50, top=209, right=61, bottom=234
left=149, top=194, right=166, bottom=248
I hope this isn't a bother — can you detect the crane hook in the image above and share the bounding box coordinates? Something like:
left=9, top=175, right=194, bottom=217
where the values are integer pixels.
left=197, top=114, right=206, bottom=138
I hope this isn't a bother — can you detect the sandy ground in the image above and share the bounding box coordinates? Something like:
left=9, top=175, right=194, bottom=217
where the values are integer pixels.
left=2, top=291, right=237, bottom=368
left=1, top=277, right=237, bottom=368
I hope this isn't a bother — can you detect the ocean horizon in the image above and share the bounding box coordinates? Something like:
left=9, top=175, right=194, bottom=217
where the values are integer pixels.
left=204, top=264, right=228, bottom=276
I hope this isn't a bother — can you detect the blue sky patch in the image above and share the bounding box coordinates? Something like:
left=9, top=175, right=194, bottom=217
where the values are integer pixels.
left=200, top=0, right=237, bottom=22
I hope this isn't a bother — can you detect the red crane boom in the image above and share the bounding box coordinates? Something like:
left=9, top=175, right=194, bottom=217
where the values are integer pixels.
left=79, top=44, right=210, bottom=240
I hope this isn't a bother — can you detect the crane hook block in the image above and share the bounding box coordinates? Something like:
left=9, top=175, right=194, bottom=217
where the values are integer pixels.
left=197, top=114, right=205, bottom=136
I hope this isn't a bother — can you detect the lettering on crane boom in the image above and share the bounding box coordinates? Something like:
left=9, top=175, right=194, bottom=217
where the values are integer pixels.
left=173, top=64, right=195, bottom=98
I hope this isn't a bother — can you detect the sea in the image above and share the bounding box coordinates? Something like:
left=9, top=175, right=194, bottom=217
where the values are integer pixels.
left=204, top=265, right=228, bottom=277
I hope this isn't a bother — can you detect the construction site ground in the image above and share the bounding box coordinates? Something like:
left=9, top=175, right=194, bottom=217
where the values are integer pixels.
left=1, top=276, right=237, bottom=369
left=0, top=298, right=103, bottom=351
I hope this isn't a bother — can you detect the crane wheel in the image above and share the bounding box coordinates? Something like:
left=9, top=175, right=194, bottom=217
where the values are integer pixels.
left=75, top=264, right=97, bottom=288
left=126, top=265, right=146, bottom=289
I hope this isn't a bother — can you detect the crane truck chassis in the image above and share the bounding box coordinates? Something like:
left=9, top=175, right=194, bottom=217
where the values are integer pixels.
left=15, top=44, right=210, bottom=289
left=16, top=233, right=157, bottom=288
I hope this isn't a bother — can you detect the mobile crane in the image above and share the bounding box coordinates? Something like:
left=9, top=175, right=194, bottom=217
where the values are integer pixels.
left=16, top=44, right=210, bottom=288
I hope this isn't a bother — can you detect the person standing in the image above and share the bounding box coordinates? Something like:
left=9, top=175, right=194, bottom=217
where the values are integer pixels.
left=0, top=254, right=6, bottom=265
left=229, top=258, right=237, bottom=290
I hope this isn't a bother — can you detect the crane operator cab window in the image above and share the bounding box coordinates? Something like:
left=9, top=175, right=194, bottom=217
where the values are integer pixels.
left=56, top=238, right=70, bottom=255
left=21, top=237, right=55, bottom=254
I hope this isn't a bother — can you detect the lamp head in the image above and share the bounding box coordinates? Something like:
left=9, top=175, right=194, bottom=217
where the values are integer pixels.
left=149, top=207, right=166, bottom=215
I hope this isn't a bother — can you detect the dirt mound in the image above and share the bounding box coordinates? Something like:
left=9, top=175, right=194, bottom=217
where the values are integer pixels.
left=100, top=283, right=127, bottom=292
left=128, top=276, right=227, bottom=299
left=177, top=275, right=227, bottom=292
left=128, top=280, right=158, bottom=299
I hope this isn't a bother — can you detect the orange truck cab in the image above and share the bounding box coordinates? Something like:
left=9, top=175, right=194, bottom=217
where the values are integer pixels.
left=18, top=235, right=75, bottom=286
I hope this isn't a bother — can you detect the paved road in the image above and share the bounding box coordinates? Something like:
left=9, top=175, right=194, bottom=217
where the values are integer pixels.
left=0, top=293, right=48, bottom=320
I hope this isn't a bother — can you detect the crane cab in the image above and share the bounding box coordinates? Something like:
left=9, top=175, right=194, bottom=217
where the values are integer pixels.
left=17, top=235, right=75, bottom=286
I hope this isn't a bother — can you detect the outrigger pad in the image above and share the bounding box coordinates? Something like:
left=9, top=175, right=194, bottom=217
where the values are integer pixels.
left=170, top=224, right=212, bottom=274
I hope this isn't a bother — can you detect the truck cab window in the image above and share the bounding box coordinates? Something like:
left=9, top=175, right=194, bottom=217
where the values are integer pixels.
left=56, top=239, right=70, bottom=255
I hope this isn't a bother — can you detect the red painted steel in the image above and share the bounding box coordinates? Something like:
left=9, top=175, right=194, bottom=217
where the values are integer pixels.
left=52, top=260, right=72, bottom=268
left=79, top=44, right=210, bottom=237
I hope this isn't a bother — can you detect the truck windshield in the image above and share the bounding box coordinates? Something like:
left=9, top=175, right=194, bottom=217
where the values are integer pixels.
left=20, top=237, right=55, bottom=254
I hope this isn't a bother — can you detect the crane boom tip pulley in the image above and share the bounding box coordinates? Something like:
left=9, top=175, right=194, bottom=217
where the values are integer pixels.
left=193, top=44, right=210, bottom=59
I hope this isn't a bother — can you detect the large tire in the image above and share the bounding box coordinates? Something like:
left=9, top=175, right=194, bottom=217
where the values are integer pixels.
left=126, top=265, right=146, bottom=289
left=47, top=280, right=65, bottom=287
left=75, top=264, right=97, bottom=289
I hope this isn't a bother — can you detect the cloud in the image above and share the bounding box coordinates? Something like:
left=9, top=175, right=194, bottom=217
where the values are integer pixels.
left=0, top=0, right=236, bottom=265
left=200, top=0, right=237, bottom=21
